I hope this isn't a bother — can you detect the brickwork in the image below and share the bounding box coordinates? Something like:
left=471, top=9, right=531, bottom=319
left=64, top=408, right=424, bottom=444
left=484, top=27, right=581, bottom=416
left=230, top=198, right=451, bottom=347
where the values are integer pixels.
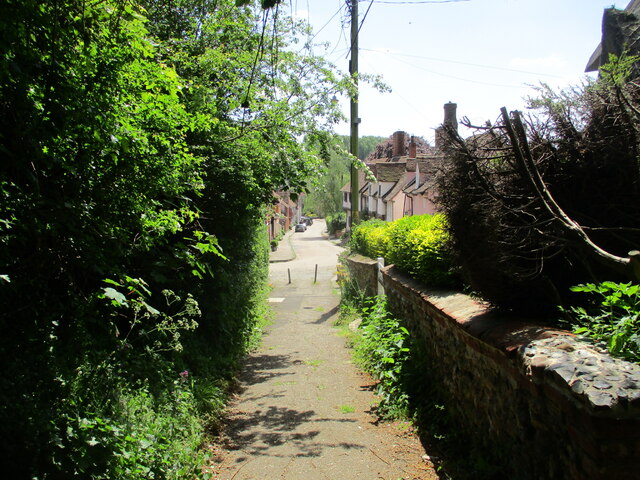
left=345, top=254, right=640, bottom=479
left=344, top=254, right=379, bottom=298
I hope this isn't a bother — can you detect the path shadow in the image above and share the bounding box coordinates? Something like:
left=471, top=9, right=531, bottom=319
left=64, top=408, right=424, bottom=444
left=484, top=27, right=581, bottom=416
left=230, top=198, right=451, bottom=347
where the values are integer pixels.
left=223, top=405, right=363, bottom=459
left=310, top=305, right=339, bottom=324
left=237, top=353, right=296, bottom=385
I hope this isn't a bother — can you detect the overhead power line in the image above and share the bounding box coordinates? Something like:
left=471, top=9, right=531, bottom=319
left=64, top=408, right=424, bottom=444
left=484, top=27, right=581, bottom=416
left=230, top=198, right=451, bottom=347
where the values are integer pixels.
left=361, top=48, right=565, bottom=79
left=362, top=51, right=527, bottom=88
left=309, top=3, right=346, bottom=43
left=294, top=2, right=348, bottom=57
left=346, top=0, right=375, bottom=58
left=372, top=0, right=469, bottom=4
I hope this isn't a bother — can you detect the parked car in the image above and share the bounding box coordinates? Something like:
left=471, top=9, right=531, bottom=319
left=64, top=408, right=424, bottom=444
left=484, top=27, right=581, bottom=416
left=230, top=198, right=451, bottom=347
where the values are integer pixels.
left=295, top=223, right=307, bottom=232
left=301, top=216, right=313, bottom=226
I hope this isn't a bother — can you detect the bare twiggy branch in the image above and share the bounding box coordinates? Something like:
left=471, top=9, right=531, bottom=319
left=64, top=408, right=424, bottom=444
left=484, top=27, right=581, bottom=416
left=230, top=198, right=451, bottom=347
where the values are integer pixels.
left=500, top=107, right=631, bottom=275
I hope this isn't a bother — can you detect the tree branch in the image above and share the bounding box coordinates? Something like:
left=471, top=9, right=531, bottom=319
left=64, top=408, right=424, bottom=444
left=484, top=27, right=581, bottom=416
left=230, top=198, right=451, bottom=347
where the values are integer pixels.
left=500, top=107, right=632, bottom=276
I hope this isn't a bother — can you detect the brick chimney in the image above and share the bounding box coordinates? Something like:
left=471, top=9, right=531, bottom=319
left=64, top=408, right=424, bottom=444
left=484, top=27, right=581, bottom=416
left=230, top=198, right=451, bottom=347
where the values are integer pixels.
left=443, top=102, right=457, bottom=131
left=408, top=135, right=417, bottom=158
left=392, top=130, right=406, bottom=158
left=435, top=101, right=458, bottom=150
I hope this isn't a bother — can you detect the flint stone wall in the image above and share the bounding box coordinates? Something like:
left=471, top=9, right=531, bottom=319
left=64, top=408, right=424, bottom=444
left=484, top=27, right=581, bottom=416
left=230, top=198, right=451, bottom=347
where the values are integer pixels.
left=346, top=254, right=640, bottom=480
left=344, top=254, right=378, bottom=297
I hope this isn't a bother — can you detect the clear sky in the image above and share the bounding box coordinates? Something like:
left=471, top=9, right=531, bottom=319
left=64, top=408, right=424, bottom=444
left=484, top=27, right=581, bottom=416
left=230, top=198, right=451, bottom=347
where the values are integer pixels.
left=285, top=0, right=629, bottom=142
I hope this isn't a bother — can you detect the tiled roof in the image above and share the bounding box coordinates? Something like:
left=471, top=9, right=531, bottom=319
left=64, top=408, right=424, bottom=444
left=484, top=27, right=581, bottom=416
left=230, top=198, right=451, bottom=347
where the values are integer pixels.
left=401, top=161, right=440, bottom=196
left=374, top=162, right=406, bottom=182
left=382, top=176, right=407, bottom=201
left=414, top=181, right=433, bottom=195
left=402, top=177, right=417, bottom=194
left=365, top=134, right=437, bottom=161
left=404, top=178, right=435, bottom=196
left=406, top=158, right=437, bottom=172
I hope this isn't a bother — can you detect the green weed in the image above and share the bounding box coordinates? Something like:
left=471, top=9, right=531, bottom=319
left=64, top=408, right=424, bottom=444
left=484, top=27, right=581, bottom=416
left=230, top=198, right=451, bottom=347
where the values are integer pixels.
left=338, top=404, right=355, bottom=414
left=338, top=260, right=502, bottom=479
left=352, top=297, right=410, bottom=420
left=562, top=281, right=640, bottom=363
left=274, top=381, right=297, bottom=386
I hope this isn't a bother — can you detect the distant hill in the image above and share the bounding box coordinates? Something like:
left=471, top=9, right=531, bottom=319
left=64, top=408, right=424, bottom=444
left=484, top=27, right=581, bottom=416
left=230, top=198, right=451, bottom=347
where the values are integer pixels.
left=338, top=135, right=388, bottom=160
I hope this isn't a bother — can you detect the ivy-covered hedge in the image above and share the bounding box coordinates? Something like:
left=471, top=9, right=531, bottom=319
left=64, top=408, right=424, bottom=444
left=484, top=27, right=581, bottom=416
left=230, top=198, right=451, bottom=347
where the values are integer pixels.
left=0, top=1, right=346, bottom=478
left=350, top=214, right=458, bottom=288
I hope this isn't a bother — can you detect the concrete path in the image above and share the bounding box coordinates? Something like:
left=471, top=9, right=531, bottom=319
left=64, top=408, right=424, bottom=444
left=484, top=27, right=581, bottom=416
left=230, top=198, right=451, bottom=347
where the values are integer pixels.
left=268, top=228, right=297, bottom=263
left=210, top=219, right=438, bottom=480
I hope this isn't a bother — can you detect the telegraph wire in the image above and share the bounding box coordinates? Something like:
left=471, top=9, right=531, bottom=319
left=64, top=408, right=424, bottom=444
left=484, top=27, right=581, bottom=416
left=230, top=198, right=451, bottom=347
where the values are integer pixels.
left=309, top=2, right=347, bottom=44
left=372, top=0, right=469, bottom=4
left=361, top=48, right=565, bottom=79
left=379, top=49, right=528, bottom=88
left=346, top=0, right=375, bottom=58
left=294, top=1, right=348, bottom=57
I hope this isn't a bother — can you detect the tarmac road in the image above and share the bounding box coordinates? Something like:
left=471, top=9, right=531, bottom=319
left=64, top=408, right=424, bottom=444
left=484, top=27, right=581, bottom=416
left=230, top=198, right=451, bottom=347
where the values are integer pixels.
left=209, top=219, right=437, bottom=480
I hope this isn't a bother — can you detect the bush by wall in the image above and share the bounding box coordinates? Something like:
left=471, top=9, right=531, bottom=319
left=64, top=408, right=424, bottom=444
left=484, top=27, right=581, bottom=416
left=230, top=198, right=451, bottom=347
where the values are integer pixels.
left=349, top=214, right=458, bottom=288
left=436, top=57, right=640, bottom=315
left=352, top=296, right=411, bottom=419
left=326, top=212, right=347, bottom=235
left=349, top=219, right=390, bottom=259
left=0, top=1, right=343, bottom=478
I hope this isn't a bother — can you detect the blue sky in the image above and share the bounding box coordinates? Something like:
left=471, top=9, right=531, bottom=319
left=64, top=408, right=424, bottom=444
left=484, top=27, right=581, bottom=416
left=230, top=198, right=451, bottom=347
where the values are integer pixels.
left=285, top=0, right=629, bottom=142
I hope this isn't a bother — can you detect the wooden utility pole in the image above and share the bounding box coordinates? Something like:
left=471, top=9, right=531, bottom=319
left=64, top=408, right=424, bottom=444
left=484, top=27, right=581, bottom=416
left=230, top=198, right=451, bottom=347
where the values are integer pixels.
left=349, top=0, right=359, bottom=228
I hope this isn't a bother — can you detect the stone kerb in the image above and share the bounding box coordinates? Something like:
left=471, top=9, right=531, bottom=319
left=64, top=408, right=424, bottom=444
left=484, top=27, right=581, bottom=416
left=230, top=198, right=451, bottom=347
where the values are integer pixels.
left=370, top=263, right=640, bottom=480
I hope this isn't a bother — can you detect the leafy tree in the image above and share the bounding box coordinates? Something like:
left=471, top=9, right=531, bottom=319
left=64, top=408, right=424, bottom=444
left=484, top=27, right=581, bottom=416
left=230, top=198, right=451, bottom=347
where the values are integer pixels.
left=0, top=0, right=351, bottom=477
left=305, top=135, right=385, bottom=217
left=139, top=0, right=352, bottom=345
left=1, top=1, right=207, bottom=475
left=304, top=149, right=350, bottom=217
left=358, top=135, right=389, bottom=160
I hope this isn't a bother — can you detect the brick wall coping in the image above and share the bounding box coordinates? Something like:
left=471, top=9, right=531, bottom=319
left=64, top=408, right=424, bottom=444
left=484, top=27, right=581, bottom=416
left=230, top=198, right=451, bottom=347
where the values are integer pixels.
left=346, top=253, right=378, bottom=265
left=381, top=264, right=640, bottom=417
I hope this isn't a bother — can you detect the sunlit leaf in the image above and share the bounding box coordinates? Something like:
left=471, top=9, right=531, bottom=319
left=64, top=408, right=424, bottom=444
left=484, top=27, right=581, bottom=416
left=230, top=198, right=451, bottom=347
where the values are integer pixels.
left=103, top=287, right=127, bottom=306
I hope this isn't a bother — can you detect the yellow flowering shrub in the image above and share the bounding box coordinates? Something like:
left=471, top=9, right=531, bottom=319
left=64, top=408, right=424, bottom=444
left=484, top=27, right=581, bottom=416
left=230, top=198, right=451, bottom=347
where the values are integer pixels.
left=350, top=214, right=457, bottom=288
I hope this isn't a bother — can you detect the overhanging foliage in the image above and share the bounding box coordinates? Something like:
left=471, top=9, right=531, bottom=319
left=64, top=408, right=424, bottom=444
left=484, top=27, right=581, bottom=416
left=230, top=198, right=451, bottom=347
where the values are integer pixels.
left=0, top=1, right=351, bottom=477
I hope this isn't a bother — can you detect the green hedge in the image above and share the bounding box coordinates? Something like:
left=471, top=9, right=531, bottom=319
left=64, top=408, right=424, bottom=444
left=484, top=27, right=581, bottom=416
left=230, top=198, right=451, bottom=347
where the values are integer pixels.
left=326, top=212, right=347, bottom=235
left=349, top=219, right=390, bottom=259
left=350, top=214, right=458, bottom=288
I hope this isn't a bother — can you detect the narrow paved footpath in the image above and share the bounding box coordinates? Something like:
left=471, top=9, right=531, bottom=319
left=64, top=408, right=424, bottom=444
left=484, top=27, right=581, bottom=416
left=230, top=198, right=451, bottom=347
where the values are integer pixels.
left=209, top=219, right=438, bottom=480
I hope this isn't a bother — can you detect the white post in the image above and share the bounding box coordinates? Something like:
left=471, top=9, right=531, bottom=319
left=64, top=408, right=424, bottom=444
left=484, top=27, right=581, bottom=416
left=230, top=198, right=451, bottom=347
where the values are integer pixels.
left=377, top=257, right=385, bottom=296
